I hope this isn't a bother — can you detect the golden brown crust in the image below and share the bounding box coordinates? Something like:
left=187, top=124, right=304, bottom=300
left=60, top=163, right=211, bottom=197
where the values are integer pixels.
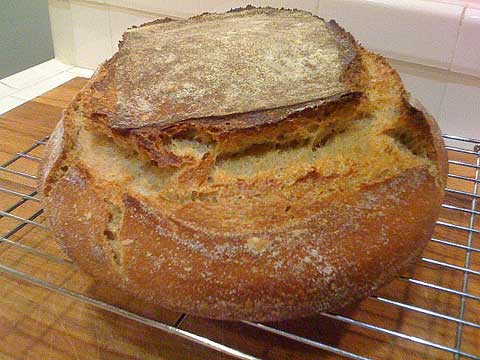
left=43, top=163, right=442, bottom=321
left=39, top=8, right=448, bottom=321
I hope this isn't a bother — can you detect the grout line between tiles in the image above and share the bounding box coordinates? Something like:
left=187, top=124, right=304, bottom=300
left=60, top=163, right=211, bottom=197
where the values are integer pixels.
left=18, top=68, right=74, bottom=88
left=449, top=6, right=467, bottom=71
left=65, top=69, right=95, bottom=78
left=0, top=60, right=74, bottom=90
left=9, top=95, right=29, bottom=100
left=314, top=0, right=320, bottom=15
left=66, top=69, right=91, bottom=73
left=105, top=2, right=178, bottom=18
left=0, top=66, right=78, bottom=114
left=437, top=4, right=468, bottom=131
left=66, top=71, right=92, bottom=76
left=437, top=79, right=449, bottom=125
left=5, top=69, right=76, bottom=102
left=0, top=81, right=17, bottom=89
left=0, top=81, right=20, bottom=90
left=106, top=5, right=114, bottom=56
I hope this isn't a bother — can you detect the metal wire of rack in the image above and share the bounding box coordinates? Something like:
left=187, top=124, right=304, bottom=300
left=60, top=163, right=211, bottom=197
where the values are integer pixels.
left=0, top=134, right=479, bottom=360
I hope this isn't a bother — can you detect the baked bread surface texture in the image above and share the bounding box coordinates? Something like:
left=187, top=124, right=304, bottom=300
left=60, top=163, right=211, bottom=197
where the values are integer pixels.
left=39, top=7, right=447, bottom=321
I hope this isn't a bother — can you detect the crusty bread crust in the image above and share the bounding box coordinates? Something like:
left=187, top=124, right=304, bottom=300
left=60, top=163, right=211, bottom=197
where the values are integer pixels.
left=39, top=7, right=447, bottom=321
left=90, top=7, right=361, bottom=130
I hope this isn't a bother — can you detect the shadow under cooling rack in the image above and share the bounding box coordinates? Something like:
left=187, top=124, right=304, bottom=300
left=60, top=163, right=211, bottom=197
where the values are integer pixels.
left=0, top=134, right=479, bottom=360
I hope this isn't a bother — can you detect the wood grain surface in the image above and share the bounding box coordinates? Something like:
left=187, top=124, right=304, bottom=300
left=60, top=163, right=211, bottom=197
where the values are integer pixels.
left=0, top=78, right=478, bottom=360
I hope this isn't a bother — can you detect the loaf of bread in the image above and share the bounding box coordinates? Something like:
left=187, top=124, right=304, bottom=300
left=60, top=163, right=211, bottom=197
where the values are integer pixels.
left=39, top=7, right=447, bottom=321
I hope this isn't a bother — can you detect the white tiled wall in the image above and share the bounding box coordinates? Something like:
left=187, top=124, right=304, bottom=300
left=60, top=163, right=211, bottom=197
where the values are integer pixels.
left=31, top=0, right=480, bottom=138
left=71, top=1, right=114, bottom=69
left=48, top=0, right=324, bottom=69
left=103, top=0, right=317, bottom=17
left=49, top=0, right=479, bottom=72
left=105, top=0, right=198, bottom=18
left=451, top=7, right=480, bottom=77
left=440, top=76, right=480, bottom=140
left=317, top=0, right=464, bottom=69
left=391, top=59, right=480, bottom=140
left=48, top=0, right=75, bottom=65
left=197, top=0, right=284, bottom=13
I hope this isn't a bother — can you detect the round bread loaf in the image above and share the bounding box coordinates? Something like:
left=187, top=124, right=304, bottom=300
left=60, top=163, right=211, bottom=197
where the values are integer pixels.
left=39, top=7, right=448, bottom=321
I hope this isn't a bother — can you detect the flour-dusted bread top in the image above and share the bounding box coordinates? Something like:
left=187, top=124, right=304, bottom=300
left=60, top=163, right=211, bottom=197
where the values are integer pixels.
left=90, top=7, right=360, bottom=130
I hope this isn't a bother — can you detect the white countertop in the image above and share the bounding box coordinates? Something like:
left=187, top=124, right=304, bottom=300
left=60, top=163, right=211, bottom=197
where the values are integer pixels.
left=0, top=59, right=93, bottom=114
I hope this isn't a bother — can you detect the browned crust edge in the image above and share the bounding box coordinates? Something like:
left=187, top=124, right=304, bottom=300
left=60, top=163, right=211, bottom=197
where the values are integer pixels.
left=41, top=160, right=443, bottom=321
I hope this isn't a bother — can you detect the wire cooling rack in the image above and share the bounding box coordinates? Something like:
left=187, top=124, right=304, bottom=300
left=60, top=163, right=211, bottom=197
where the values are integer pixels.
left=0, top=134, right=479, bottom=359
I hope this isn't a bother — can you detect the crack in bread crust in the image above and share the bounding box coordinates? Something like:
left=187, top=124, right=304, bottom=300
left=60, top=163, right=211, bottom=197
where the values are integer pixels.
left=39, top=7, right=447, bottom=321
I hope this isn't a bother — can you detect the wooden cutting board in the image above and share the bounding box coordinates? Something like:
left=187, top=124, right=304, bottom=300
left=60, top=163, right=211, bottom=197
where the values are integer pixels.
left=0, top=78, right=478, bottom=360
